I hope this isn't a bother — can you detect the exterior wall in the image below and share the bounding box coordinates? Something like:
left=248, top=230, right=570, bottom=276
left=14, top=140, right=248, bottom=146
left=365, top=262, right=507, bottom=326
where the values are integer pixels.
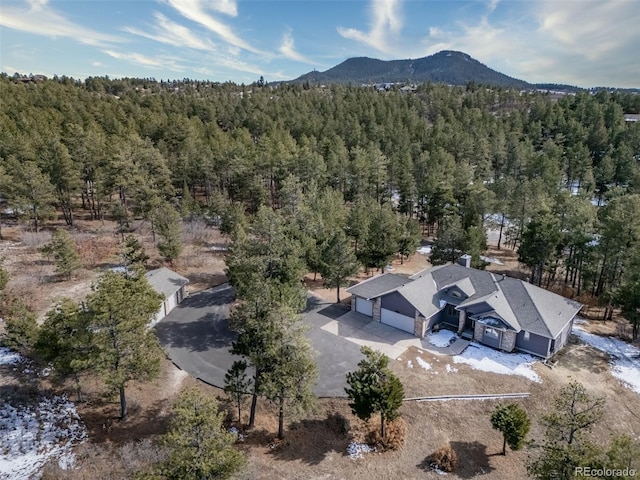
left=515, top=330, right=552, bottom=358
left=373, top=297, right=382, bottom=322
left=414, top=311, right=426, bottom=338
left=557, top=318, right=574, bottom=350
left=380, top=292, right=416, bottom=318
left=351, top=296, right=356, bottom=311
left=425, top=311, right=443, bottom=331
left=501, top=330, right=517, bottom=352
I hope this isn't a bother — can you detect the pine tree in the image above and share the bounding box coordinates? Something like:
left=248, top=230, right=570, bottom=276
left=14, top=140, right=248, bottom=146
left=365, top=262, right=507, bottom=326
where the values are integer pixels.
left=120, top=234, right=149, bottom=268
left=260, top=307, right=317, bottom=440
left=158, top=388, right=246, bottom=479
left=36, top=298, right=94, bottom=401
left=85, top=267, right=164, bottom=420
left=528, top=381, right=605, bottom=480
left=2, top=299, right=39, bottom=354
left=224, top=360, right=252, bottom=423
left=318, top=230, right=360, bottom=302
left=345, top=346, right=404, bottom=439
left=490, top=403, right=531, bottom=455
left=40, top=229, right=81, bottom=280
left=154, top=202, right=183, bottom=263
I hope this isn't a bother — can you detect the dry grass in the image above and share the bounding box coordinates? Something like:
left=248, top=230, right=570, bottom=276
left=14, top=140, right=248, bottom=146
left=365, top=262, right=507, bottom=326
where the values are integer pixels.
left=3, top=219, right=640, bottom=480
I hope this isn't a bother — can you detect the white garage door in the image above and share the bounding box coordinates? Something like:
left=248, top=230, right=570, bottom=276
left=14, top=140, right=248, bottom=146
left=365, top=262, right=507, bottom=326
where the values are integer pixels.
left=166, top=293, right=177, bottom=313
left=355, top=297, right=374, bottom=317
left=381, top=308, right=414, bottom=334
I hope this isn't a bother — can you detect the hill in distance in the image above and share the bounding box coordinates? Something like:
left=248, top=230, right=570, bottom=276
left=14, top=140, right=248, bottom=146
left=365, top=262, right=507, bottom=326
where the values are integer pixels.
left=291, top=50, right=531, bottom=88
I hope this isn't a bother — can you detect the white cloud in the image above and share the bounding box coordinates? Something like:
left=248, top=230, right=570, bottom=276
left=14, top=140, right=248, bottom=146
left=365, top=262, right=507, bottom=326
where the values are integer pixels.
left=165, top=0, right=262, bottom=54
left=337, top=0, right=403, bottom=54
left=124, top=12, right=217, bottom=52
left=0, top=0, right=121, bottom=46
left=103, top=50, right=186, bottom=71
left=279, top=31, right=313, bottom=64
left=212, top=0, right=238, bottom=17
left=535, top=0, right=640, bottom=61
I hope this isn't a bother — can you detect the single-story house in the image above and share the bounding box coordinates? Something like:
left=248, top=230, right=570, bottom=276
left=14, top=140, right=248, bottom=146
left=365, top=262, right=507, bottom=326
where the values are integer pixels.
left=346, top=256, right=582, bottom=359
left=145, top=267, right=189, bottom=327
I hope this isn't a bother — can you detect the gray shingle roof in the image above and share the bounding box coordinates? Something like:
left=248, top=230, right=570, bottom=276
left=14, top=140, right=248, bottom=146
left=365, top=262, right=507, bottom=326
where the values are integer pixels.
left=346, top=273, right=411, bottom=300
left=145, top=267, right=189, bottom=299
left=347, top=263, right=582, bottom=339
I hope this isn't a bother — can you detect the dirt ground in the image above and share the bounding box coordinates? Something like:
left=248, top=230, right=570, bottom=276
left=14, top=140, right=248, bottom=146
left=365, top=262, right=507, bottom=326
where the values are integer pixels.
left=2, top=220, right=640, bottom=479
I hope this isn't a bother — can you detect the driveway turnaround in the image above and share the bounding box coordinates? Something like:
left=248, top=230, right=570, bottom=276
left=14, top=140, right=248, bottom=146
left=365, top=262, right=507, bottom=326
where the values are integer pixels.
left=155, top=285, right=366, bottom=397
left=155, top=285, right=459, bottom=396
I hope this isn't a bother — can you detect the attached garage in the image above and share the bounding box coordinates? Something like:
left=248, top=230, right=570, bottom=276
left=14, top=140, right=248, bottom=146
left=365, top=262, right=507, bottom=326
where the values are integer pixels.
left=381, top=308, right=414, bottom=334
left=355, top=297, right=374, bottom=317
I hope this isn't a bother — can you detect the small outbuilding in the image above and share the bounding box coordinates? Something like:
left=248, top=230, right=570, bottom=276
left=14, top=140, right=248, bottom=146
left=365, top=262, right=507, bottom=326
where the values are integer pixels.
left=145, top=267, right=189, bottom=327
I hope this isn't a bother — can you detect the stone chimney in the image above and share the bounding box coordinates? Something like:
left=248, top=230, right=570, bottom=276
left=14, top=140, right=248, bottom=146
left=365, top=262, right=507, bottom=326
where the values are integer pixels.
left=458, top=254, right=472, bottom=268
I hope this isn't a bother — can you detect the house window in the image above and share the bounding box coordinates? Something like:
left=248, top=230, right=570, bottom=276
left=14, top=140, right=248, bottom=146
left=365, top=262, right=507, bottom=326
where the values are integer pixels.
left=524, top=331, right=530, bottom=341
left=484, top=327, right=499, bottom=338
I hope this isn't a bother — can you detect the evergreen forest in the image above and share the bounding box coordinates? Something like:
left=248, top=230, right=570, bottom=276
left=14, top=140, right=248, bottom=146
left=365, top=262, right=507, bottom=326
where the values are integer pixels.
left=1, top=74, right=640, bottom=334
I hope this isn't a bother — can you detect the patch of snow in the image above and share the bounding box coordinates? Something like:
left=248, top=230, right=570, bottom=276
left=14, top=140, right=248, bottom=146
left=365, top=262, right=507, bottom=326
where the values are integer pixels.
left=445, top=364, right=458, bottom=373
left=417, top=245, right=432, bottom=255
left=407, top=360, right=413, bottom=369
left=347, top=441, right=375, bottom=460
left=480, top=255, right=504, bottom=265
left=453, top=343, right=541, bottom=383
left=0, top=347, right=23, bottom=366
left=433, top=465, right=448, bottom=475
left=416, top=357, right=432, bottom=370
left=427, top=330, right=457, bottom=348
left=0, top=395, right=87, bottom=478
left=209, top=245, right=228, bottom=252
left=385, top=264, right=394, bottom=271
left=572, top=325, right=640, bottom=394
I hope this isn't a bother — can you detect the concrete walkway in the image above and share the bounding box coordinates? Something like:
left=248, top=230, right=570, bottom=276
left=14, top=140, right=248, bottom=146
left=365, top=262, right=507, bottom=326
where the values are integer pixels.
left=310, top=302, right=470, bottom=359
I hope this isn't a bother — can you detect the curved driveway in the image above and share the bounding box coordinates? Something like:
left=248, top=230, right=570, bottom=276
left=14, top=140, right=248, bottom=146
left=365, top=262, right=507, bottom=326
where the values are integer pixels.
left=154, top=285, right=367, bottom=397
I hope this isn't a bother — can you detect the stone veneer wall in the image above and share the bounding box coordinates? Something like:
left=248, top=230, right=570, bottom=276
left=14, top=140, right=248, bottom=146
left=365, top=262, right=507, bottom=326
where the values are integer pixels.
left=414, top=311, right=426, bottom=338
left=373, top=297, right=381, bottom=322
left=501, top=331, right=517, bottom=352
left=473, top=321, right=484, bottom=341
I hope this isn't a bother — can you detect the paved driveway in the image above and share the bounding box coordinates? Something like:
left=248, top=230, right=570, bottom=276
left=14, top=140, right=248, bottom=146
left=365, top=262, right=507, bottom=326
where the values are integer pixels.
left=155, top=285, right=433, bottom=397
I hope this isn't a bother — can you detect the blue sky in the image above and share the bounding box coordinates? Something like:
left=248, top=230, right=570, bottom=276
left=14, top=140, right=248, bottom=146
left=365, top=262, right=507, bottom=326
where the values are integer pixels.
left=1, top=0, right=639, bottom=88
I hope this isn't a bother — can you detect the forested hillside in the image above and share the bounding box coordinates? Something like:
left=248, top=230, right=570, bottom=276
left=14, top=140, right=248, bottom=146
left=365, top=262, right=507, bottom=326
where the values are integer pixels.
left=1, top=74, right=639, bottom=333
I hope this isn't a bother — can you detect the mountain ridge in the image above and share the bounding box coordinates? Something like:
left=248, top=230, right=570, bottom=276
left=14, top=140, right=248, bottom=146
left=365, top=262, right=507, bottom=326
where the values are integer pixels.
left=291, top=51, right=531, bottom=88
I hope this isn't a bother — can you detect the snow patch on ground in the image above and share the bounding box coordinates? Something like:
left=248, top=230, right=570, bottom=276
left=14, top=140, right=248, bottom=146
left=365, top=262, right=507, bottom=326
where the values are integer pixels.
left=416, top=357, right=432, bottom=370
left=417, top=245, right=432, bottom=255
left=572, top=325, right=640, bottom=394
left=480, top=255, right=504, bottom=265
left=445, top=364, right=458, bottom=373
left=407, top=360, right=413, bottom=369
left=453, top=343, right=541, bottom=383
left=0, top=347, right=23, bottom=366
left=347, top=441, right=375, bottom=460
left=427, top=330, right=457, bottom=348
left=1, top=349, right=87, bottom=478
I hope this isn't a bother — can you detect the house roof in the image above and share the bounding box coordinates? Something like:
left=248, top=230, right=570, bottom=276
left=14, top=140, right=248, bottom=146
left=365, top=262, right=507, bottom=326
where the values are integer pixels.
left=346, top=273, right=412, bottom=300
left=145, top=267, right=189, bottom=299
left=349, top=264, right=582, bottom=339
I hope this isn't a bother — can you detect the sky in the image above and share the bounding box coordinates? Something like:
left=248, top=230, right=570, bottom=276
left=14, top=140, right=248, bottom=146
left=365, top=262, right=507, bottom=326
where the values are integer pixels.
left=1, top=0, right=639, bottom=88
